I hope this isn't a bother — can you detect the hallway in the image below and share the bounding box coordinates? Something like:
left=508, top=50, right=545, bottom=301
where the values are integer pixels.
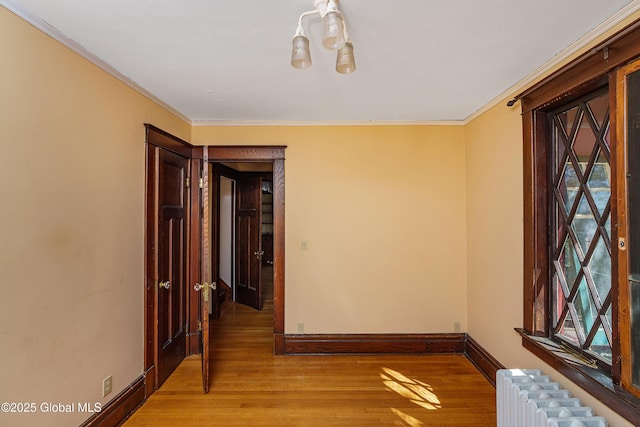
left=123, top=270, right=497, bottom=426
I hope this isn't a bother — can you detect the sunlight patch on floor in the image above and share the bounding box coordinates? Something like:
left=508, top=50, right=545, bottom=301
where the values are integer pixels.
left=390, top=407, right=424, bottom=426
left=381, top=367, right=442, bottom=411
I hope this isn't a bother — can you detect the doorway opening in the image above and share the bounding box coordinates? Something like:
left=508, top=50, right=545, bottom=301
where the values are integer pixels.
left=211, top=162, right=274, bottom=318
left=144, top=133, right=287, bottom=397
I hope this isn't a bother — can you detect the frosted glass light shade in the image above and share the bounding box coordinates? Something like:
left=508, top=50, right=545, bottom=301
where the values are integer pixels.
left=322, top=12, right=345, bottom=50
left=336, top=42, right=355, bottom=74
left=291, top=35, right=312, bottom=69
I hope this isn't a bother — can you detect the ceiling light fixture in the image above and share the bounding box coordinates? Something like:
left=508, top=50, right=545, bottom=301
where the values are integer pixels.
left=290, top=0, right=355, bottom=74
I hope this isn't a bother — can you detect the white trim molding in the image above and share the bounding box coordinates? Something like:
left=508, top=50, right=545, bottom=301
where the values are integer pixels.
left=190, top=120, right=465, bottom=127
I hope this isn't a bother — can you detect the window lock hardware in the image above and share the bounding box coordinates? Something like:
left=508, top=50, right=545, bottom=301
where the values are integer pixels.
left=619, top=237, right=626, bottom=250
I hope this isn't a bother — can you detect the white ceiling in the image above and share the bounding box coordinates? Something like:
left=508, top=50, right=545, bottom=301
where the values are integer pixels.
left=3, top=0, right=637, bottom=124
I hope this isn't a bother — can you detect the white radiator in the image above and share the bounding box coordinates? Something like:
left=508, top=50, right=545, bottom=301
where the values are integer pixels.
left=496, top=369, right=608, bottom=427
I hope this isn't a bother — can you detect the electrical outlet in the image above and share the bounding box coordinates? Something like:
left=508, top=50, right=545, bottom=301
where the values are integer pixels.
left=297, top=323, right=305, bottom=334
left=454, top=322, right=461, bottom=333
left=102, top=375, right=112, bottom=398
left=301, top=240, right=308, bottom=250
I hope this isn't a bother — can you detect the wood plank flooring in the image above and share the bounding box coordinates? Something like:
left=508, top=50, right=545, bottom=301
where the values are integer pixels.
left=124, top=268, right=497, bottom=426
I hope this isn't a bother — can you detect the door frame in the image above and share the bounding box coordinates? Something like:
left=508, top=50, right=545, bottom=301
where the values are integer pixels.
left=217, top=169, right=273, bottom=311
left=213, top=166, right=273, bottom=314
left=195, top=146, right=286, bottom=353
left=144, top=125, right=287, bottom=397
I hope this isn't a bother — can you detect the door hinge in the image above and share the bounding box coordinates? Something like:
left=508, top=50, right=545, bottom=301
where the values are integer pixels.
left=199, top=178, right=204, bottom=188
left=185, top=177, right=190, bottom=188
left=198, top=321, right=202, bottom=332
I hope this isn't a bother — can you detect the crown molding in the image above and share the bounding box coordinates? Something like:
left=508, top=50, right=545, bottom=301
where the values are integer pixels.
left=1, top=0, right=191, bottom=124
left=190, top=120, right=465, bottom=127
left=463, top=0, right=640, bottom=125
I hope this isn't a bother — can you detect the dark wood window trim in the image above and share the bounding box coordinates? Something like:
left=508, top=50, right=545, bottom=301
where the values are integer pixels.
left=517, top=329, right=640, bottom=425
left=520, top=20, right=640, bottom=424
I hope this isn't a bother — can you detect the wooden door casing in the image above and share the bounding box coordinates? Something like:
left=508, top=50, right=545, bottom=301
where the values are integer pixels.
left=145, top=133, right=287, bottom=400
left=203, top=147, right=285, bottom=353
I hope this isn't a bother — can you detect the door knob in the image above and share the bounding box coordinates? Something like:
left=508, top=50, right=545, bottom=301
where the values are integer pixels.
left=194, top=282, right=217, bottom=291
left=158, top=281, right=171, bottom=290
left=194, top=282, right=216, bottom=303
left=254, top=250, right=265, bottom=259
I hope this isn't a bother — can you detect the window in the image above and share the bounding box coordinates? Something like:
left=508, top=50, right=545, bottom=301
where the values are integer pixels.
left=618, top=60, right=640, bottom=397
left=520, top=21, right=640, bottom=423
left=549, top=89, right=613, bottom=366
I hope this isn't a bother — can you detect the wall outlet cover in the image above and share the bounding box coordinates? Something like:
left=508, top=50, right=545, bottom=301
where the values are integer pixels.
left=102, top=375, right=113, bottom=398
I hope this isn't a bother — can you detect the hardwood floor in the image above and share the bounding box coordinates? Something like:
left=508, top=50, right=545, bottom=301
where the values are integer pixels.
left=124, top=268, right=497, bottom=426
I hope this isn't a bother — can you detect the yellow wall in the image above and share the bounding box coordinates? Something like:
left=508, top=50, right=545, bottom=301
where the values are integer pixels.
left=3, top=2, right=640, bottom=425
left=463, top=10, right=640, bottom=425
left=0, top=7, right=190, bottom=426
left=1, top=7, right=468, bottom=425
left=192, top=125, right=468, bottom=334
left=465, top=102, right=523, bottom=361
left=465, top=103, right=631, bottom=427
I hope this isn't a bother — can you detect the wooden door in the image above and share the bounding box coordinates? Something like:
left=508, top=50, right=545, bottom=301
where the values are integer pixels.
left=236, top=175, right=263, bottom=310
left=154, top=148, right=188, bottom=387
left=194, top=151, right=212, bottom=393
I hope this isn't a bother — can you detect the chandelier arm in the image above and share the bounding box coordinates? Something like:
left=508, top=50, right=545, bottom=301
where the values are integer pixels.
left=295, top=10, right=320, bottom=36
left=340, top=9, right=350, bottom=42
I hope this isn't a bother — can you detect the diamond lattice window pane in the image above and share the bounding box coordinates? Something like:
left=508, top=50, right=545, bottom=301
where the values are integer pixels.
left=573, top=277, right=597, bottom=337
left=588, top=324, right=612, bottom=362
left=554, top=127, right=568, bottom=172
left=572, top=194, right=598, bottom=255
left=557, top=237, right=581, bottom=290
left=587, top=93, right=609, bottom=130
left=560, top=311, right=581, bottom=346
left=558, top=106, right=580, bottom=138
left=574, top=121, right=597, bottom=174
left=555, top=220, right=565, bottom=248
left=549, top=90, right=613, bottom=363
left=558, top=160, right=580, bottom=215
left=587, top=151, right=610, bottom=216
left=588, top=236, right=611, bottom=304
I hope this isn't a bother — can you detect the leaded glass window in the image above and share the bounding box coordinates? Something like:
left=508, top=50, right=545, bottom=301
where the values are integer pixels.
left=550, top=89, right=612, bottom=363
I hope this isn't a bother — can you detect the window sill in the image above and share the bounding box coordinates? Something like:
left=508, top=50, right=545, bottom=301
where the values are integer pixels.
left=516, top=328, right=640, bottom=425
